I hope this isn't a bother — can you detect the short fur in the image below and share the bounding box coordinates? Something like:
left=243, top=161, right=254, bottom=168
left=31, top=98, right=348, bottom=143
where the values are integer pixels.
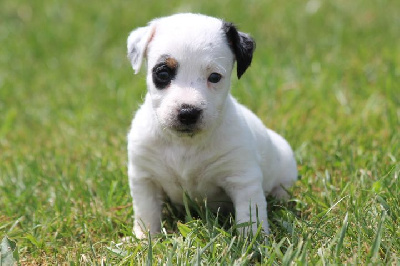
left=126, top=13, right=297, bottom=238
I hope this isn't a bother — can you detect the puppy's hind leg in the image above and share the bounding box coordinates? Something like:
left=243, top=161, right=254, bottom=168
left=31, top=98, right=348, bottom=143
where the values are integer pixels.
left=269, top=184, right=291, bottom=200
left=269, top=175, right=297, bottom=200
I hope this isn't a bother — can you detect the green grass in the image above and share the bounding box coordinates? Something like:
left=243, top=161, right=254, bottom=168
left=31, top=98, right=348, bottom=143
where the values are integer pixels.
left=1, top=0, right=399, bottom=264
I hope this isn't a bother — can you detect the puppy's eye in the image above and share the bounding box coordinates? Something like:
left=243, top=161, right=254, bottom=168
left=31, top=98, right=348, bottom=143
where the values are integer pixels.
left=156, top=70, right=171, bottom=81
left=208, top=73, right=222, bottom=83
left=152, top=63, right=176, bottom=89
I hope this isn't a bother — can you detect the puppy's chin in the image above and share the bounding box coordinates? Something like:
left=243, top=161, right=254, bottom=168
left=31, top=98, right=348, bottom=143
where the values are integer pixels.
left=157, top=116, right=206, bottom=137
left=171, top=126, right=201, bottom=137
left=159, top=122, right=203, bottom=137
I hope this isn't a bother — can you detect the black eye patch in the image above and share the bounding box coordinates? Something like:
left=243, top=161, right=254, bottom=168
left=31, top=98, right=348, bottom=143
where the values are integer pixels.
left=152, top=60, right=178, bottom=89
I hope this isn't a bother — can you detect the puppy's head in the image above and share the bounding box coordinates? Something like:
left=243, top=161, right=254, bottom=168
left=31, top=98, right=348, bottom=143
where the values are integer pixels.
left=127, top=13, right=255, bottom=136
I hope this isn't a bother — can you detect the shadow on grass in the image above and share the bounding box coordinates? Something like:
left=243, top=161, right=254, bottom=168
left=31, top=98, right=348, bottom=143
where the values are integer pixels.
left=160, top=192, right=300, bottom=239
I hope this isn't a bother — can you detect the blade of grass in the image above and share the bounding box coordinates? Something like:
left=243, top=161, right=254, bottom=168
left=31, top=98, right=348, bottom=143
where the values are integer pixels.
left=335, top=212, right=349, bottom=258
left=369, top=211, right=386, bottom=262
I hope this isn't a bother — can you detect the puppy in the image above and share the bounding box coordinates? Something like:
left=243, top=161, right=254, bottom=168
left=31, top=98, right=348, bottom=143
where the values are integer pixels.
left=126, top=13, right=297, bottom=238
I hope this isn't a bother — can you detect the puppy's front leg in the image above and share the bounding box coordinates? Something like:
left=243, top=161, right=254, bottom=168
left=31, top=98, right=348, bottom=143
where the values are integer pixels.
left=225, top=175, right=269, bottom=235
left=129, top=178, right=163, bottom=239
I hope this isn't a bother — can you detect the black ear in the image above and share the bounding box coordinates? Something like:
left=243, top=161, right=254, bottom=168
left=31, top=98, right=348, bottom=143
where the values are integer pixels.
left=222, top=22, right=256, bottom=79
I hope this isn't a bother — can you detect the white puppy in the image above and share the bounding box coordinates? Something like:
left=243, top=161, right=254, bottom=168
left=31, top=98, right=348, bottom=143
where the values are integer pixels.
left=126, top=13, right=297, bottom=238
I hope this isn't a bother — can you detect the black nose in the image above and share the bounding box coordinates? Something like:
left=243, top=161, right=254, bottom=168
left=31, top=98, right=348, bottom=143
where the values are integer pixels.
left=178, top=104, right=202, bottom=125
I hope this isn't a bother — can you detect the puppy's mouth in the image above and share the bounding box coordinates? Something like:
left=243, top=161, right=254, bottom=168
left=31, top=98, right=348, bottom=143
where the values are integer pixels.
left=173, top=125, right=201, bottom=136
left=177, top=128, right=195, bottom=133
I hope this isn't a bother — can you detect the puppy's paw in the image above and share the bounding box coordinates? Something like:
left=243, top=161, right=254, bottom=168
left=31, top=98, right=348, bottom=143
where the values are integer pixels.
left=238, top=220, right=269, bottom=236
left=133, top=225, right=148, bottom=239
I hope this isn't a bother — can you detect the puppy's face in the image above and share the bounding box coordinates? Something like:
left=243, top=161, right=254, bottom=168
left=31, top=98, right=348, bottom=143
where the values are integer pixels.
left=128, top=14, right=255, bottom=136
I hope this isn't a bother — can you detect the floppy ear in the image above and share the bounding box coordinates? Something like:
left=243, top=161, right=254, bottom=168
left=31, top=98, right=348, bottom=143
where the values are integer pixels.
left=127, top=24, right=156, bottom=74
left=222, top=22, right=256, bottom=79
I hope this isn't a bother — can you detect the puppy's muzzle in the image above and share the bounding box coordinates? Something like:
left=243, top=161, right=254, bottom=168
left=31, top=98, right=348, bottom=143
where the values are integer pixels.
left=178, top=104, right=202, bottom=126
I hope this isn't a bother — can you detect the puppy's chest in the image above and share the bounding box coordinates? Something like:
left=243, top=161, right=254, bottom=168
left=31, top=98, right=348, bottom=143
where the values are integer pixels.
left=153, top=146, right=227, bottom=202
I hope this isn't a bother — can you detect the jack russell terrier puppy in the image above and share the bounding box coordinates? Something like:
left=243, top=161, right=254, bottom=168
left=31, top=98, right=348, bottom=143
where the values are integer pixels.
left=126, top=13, right=297, bottom=238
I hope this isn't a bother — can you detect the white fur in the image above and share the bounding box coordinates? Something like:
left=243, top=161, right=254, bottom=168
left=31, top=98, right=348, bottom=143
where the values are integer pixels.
left=126, top=13, right=297, bottom=238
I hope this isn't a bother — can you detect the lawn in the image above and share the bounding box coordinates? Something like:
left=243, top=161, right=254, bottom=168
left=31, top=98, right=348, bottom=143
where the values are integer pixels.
left=0, top=0, right=399, bottom=264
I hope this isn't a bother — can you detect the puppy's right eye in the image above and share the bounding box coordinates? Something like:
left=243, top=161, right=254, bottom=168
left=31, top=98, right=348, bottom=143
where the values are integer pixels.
left=156, top=70, right=171, bottom=81
left=152, top=64, right=176, bottom=89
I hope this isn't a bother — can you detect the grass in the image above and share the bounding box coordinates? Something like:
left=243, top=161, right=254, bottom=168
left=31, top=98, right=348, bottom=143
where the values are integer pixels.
left=1, top=0, right=399, bottom=264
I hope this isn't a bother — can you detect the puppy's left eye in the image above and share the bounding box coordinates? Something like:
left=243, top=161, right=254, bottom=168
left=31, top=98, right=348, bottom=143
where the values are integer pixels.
left=208, top=73, right=222, bottom=83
